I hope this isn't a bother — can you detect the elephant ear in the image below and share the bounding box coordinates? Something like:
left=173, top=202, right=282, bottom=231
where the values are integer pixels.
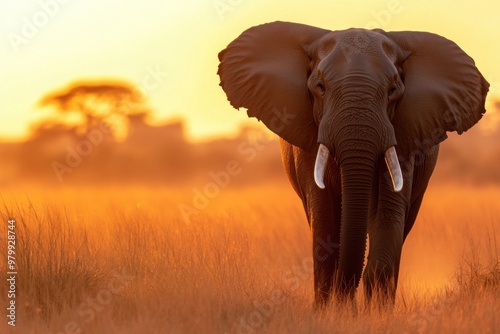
left=218, top=21, right=331, bottom=151
left=387, top=31, right=489, bottom=153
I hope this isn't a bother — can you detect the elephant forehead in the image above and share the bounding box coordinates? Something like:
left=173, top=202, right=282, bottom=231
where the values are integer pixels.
left=337, top=30, right=386, bottom=55
left=317, top=29, right=390, bottom=59
left=316, top=30, right=399, bottom=80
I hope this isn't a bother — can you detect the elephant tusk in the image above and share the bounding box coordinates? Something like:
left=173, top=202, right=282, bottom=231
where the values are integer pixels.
left=384, top=146, right=403, bottom=192
left=314, top=144, right=330, bottom=189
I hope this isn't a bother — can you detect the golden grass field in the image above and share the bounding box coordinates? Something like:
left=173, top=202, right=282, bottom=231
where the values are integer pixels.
left=0, top=182, right=498, bottom=333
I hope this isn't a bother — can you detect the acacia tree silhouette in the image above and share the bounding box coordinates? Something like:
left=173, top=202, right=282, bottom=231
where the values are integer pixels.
left=38, top=80, right=151, bottom=139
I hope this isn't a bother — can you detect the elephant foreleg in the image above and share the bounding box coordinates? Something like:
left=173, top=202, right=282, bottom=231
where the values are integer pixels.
left=363, top=222, right=404, bottom=304
left=313, top=229, right=339, bottom=306
left=363, top=165, right=408, bottom=305
left=310, top=194, right=341, bottom=307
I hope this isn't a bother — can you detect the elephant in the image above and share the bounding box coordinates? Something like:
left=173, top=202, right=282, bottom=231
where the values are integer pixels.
left=217, top=21, right=489, bottom=306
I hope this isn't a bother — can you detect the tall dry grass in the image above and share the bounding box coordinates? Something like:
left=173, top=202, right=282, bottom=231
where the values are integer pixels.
left=0, top=183, right=498, bottom=333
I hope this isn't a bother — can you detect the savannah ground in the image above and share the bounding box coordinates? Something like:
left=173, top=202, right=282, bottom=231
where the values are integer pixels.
left=0, top=182, right=498, bottom=333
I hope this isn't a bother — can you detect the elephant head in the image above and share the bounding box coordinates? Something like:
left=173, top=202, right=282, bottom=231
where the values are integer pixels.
left=218, top=21, right=488, bottom=297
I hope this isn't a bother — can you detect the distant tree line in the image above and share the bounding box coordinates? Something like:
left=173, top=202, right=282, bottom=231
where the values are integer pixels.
left=0, top=80, right=499, bottom=186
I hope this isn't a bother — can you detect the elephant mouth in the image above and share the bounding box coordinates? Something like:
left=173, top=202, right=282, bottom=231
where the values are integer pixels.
left=314, top=144, right=403, bottom=192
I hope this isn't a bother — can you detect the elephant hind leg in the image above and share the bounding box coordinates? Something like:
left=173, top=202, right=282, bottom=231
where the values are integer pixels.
left=403, top=192, right=425, bottom=241
left=404, top=146, right=439, bottom=240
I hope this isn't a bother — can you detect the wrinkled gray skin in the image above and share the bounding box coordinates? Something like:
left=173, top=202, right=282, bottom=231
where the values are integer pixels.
left=218, top=21, right=489, bottom=306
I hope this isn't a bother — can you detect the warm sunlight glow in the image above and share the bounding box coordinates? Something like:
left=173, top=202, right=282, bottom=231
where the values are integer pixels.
left=0, top=3, right=499, bottom=332
left=1, top=0, right=499, bottom=141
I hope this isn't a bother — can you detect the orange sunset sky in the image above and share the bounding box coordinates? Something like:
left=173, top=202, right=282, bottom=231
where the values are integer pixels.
left=1, top=0, right=499, bottom=142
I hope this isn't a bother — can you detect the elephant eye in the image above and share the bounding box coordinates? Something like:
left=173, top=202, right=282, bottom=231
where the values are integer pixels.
left=388, top=87, right=397, bottom=98
left=317, top=83, right=325, bottom=96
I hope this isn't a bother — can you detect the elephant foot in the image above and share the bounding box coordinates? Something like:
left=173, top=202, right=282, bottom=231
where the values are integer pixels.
left=364, top=286, right=396, bottom=312
left=363, top=264, right=397, bottom=308
left=314, top=286, right=359, bottom=312
left=313, top=284, right=334, bottom=311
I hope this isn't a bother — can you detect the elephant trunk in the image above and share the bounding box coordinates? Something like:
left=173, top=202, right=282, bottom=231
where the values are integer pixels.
left=336, top=144, right=377, bottom=298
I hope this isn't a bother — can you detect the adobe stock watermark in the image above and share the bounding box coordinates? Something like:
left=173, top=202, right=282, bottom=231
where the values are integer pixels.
left=364, top=0, right=404, bottom=30
left=487, top=74, right=499, bottom=95
left=382, top=93, right=483, bottom=188
left=178, top=130, right=272, bottom=223
left=51, top=120, right=115, bottom=182
left=178, top=106, right=295, bottom=223
left=340, top=0, right=403, bottom=63
left=51, top=65, right=167, bottom=182
left=138, top=65, right=169, bottom=96
left=48, top=270, right=134, bottom=334
left=403, top=293, right=454, bottom=333
left=7, top=0, right=72, bottom=53
left=213, top=0, right=243, bottom=20
left=228, top=235, right=339, bottom=334
left=230, top=258, right=313, bottom=334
